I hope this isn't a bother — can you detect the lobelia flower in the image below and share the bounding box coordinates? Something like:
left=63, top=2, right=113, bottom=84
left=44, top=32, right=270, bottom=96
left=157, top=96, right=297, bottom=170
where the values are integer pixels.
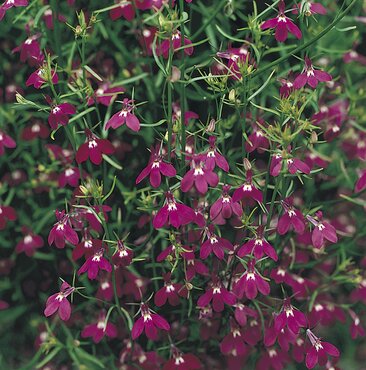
left=47, top=100, right=76, bottom=130
left=350, top=279, right=366, bottom=304
left=355, top=170, right=366, bottom=192
left=245, top=125, right=269, bottom=153
left=42, top=9, right=67, bottom=30
left=21, top=120, right=49, bottom=141
left=48, top=210, right=79, bottom=248
left=200, top=226, right=233, bottom=260
left=154, top=272, right=185, bottom=307
left=233, top=260, right=270, bottom=300
left=58, top=166, right=80, bottom=188
left=0, top=130, right=16, bottom=156
left=270, top=150, right=310, bottom=177
left=233, top=303, right=258, bottom=327
left=172, top=101, right=199, bottom=126
left=293, top=57, right=332, bottom=89
left=153, top=191, right=196, bottom=229
left=343, top=50, right=366, bottom=65
left=81, top=310, right=118, bottom=343
left=305, top=329, right=340, bottom=369
left=76, top=129, right=115, bottom=165
left=210, top=185, right=242, bottom=223
left=278, top=71, right=295, bottom=98
left=131, top=302, right=170, bottom=340
left=264, top=325, right=297, bottom=351
left=163, top=347, right=202, bottom=370
left=15, top=226, right=44, bottom=257
left=205, top=136, right=229, bottom=172
left=306, top=211, right=338, bottom=248
left=112, top=239, right=133, bottom=267
left=72, top=231, right=103, bottom=261
left=110, top=0, right=135, bottom=21
left=349, top=310, right=365, bottom=339
left=157, top=30, right=193, bottom=59
left=181, top=156, right=219, bottom=195
left=44, top=281, right=74, bottom=321
left=105, top=98, right=140, bottom=132
left=237, top=226, right=278, bottom=261
left=26, top=66, right=58, bottom=89
left=220, top=321, right=250, bottom=358
left=181, top=249, right=209, bottom=281
left=78, top=247, right=112, bottom=280
left=293, top=1, right=327, bottom=16
left=88, top=83, right=125, bottom=107
left=260, top=0, right=302, bottom=43
left=256, top=347, right=290, bottom=370
left=12, top=34, right=44, bottom=66
left=277, top=198, right=305, bottom=235
left=136, top=145, right=176, bottom=188
left=274, top=298, right=307, bottom=334
left=197, top=277, right=236, bottom=312
left=0, top=0, right=28, bottom=21
left=232, top=170, right=263, bottom=204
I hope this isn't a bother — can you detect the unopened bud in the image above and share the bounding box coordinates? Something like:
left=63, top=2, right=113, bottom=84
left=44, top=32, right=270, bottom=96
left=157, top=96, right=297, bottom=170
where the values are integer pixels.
left=243, top=158, right=252, bottom=171
left=170, top=66, right=181, bottom=82
left=206, top=118, right=216, bottom=133
left=185, top=282, right=193, bottom=291
left=310, top=131, right=318, bottom=144
left=229, top=89, right=236, bottom=102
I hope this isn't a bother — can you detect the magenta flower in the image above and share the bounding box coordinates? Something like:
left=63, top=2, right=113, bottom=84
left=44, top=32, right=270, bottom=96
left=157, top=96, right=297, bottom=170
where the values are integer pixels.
left=245, top=126, right=269, bottom=153
left=88, top=83, right=125, bottom=107
left=172, top=102, right=199, bottom=126
left=105, top=98, right=140, bottom=132
left=305, top=329, right=340, bottom=369
left=163, top=349, right=202, bottom=370
left=26, top=66, right=58, bottom=89
left=306, top=211, right=338, bottom=248
left=293, top=57, right=332, bottom=89
left=270, top=152, right=310, bottom=177
left=205, top=136, right=229, bottom=172
left=0, top=130, right=16, bottom=156
left=261, top=0, right=302, bottom=43
left=15, top=227, right=44, bottom=257
left=293, top=1, right=327, bottom=16
left=48, top=102, right=76, bottom=130
left=0, top=204, right=16, bottom=230
left=232, top=170, right=263, bottom=203
left=355, top=170, right=366, bottom=192
left=277, top=199, right=305, bottom=235
left=78, top=248, right=112, bottom=280
left=12, top=34, right=44, bottom=66
left=131, top=303, right=170, bottom=340
left=237, top=226, right=278, bottom=261
left=110, top=1, right=134, bottom=21
left=181, top=156, right=219, bottom=194
left=210, top=185, right=242, bottom=223
left=200, top=227, right=233, bottom=260
left=81, top=310, right=118, bottom=343
left=154, top=272, right=184, bottom=307
left=153, top=191, right=196, bottom=229
left=274, top=298, right=307, bottom=334
left=278, top=71, right=295, bottom=98
left=349, top=310, right=365, bottom=339
left=197, top=278, right=236, bottom=312
left=58, top=166, right=80, bottom=188
left=21, top=121, right=49, bottom=141
left=76, top=129, right=115, bottom=165
left=136, top=145, right=176, bottom=188
left=48, top=210, right=79, bottom=248
left=182, top=249, right=209, bottom=281
left=233, top=260, right=270, bottom=300
left=256, top=347, right=290, bottom=370
left=0, top=0, right=28, bottom=21
left=264, top=325, right=297, bottom=350
left=44, top=281, right=74, bottom=321
left=344, top=50, right=366, bottom=65
left=220, top=322, right=249, bottom=357
left=233, top=303, right=258, bottom=327
left=112, top=239, right=133, bottom=267
left=158, top=30, right=193, bottom=59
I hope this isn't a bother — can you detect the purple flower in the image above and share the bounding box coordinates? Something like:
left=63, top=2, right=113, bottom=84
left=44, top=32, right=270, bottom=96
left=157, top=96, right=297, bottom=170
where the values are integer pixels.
left=274, top=298, right=307, bottom=334
left=277, top=199, right=305, bottom=235
left=200, top=226, right=233, bottom=260
left=78, top=248, right=112, bottom=280
left=81, top=310, right=118, bottom=343
left=220, top=321, right=249, bottom=357
left=15, top=227, right=44, bottom=257
left=293, top=57, right=332, bottom=89
left=153, top=191, right=196, bottom=229
left=44, top=281, right=74, bottom=321
left=232, top=170, right=263, bottom=203
left=105, top=98, right=140, bottom=132
left=210, top=184, right=242, bottom=223
left=355, top=170, right=366, bottom=192
left=270, top=151, right=310, bottom=177
left=76, top=129, right=115, bottom=165
left=48, top=102, right=76, bottom=130
left=157, top=30, right=193, bottom=59
left=112, top=239, right=133, bottom=266
left=110, top=0, right=135, bottom=21
left=0, top=0, right=28, bottom=21
left=12, top=34, right=44, bottom=66
left=261, top=0, right=302, bottom=43
left=58, top=166, right=80, bottom=188
left=48, top=210, right=79, bottom=248
left=205, top=136, right=229, bottom=172
left=154, top=272, right=184, bottom=307
left=0, top=130, right=16, bottom=156
left=293, top=1, right=327, bottom=16
left=136, top=144, right=176, bottom=188
left=131, top=303, right=170, bottom=340
left=182, top=249, right=209, bottom=281
left=306, top=211, right=338, bottom=248
left=245, top=125, right=269, bottom=153
left=163, top=348, right=202, bottom=370
left=26, top=66, right=58, bottom=89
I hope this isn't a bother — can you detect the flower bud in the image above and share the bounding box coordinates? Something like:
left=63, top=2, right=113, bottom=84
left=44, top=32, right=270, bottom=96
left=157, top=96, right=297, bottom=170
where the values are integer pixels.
left=243, top=158, right=252, bottom=171
left=206, top=118, right=216, bottom=133
left=170, top=66, right=181, bottom=82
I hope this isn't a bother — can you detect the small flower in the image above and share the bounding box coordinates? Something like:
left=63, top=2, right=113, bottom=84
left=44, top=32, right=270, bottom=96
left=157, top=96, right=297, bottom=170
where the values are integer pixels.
left=0, top=0, right=28, bottom=21
left=58, top=166, right=80, bottom=188
left=274, top=298, right=307, bottom=334
left=233, top=303, right=258, bottom=327
left=136, top=144, right=176, bottom=188
left=205, top=136, right=229, bottom=172
left=154, top=272, right=185, bottom=307
left=0, top=204, right=17, bottom=230
left=48, top=210, right=79, bottom=248
left=21, top=121, right=49, bottom=141
left=278, top=71, right=295, bottom=98
left=305, top=329, right=340, bottom=369
left=0, top=130, right=16, bottom=156
left=270, top=151, right=310, bottom=177
left=232, top=170, right=263, bottom=204
left=355, top=170, right=366, bottom=192
left=131, top=303, right=170, bottom=340
left=245, top=125, right=269, bottom=153
left=158, top=30, right=193, bottom=59
left=261, top=0, right=302, bottom=43
left=110, top=0, right=135, bottom=21
left=277, top=199, right=305, bottom=235
left=112, top=239, right=133, bottom=266
left=15, top=227, right=44, bottom=257
left=200, top=226, right=233, bottom=260
left=210, top=185, right=242, bottom=223
left=76, top=129, right=115, bottom=165
left=88, top=83, right=125, bottom=107
left=26, top=66, right=58, bottom=89
left=220, top=320, right=249, bottom=357
left=72, top=233, right=103, bottom=261
left=293, top=1, right=327, bottom=16
left=349, top=310, right=365, bottom=339
left=163, top=348, right=202, bottom=370
left=181, top=249, right=209, bottom=281
left=106, top=98, right=140, bottom=132
left=12, top=34, right=43, bottom=66
left=81, top=310, right=118, bottom=343
left=44, top=281, right=74, bottom=321
left=78, top=248, right=112, bottom=280
left=48, top=102, right=76, bottom=130
left=293, top=57, right=332, bottom=89
left=306, top=211, right=338, bottom=248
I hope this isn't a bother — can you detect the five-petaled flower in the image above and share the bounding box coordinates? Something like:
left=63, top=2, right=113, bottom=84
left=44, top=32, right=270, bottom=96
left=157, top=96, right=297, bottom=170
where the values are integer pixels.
left=0, top=0, right=28, bottom=21
left=154, top=272, right=185, bottom=307
left=15, top=226, right=44, bottom=257
left=0, top=204, right=17, bottom=230
left=200, top=226, right=233, bottom=260
left=44, top=281, right=74, bottom=321
left=26, top=66, right=58, bottom=89
left=274, top=298, right=307, bottom=334
left=0, top=130, right=16, bottom=156
left=232, top=170, right=263, bottom=204
left=47, top=101, right=76, bottom=130
left=306, top=211, right=338, bottom=248
left=81, top=310, right=118, bottom=343
left=106, top=98, right=140, bottom=131
left=277, top=199, right=305, bottom=235
left=210, top=184, right=242, bottom=223
left=48, top=210, right=79, bottom=248
left=78, top=248, right=112, bottom=280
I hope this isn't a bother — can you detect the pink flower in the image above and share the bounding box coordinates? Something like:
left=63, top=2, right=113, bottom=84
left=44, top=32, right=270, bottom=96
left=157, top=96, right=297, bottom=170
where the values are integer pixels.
left=48, top=210, right=79, bottom=248
left=172, top=102, right=199, bottom=126
left=181, top=156, right=219, bottom=194
left=344, top=50, right=366, bottom=65
left=200, top=227, right=233, bottom=260
left=42, top=9, right=66, bottom=30
left=232, top=170, right=263, bottom=203
left=26, top=66, right=58, bottom=89
left=48, top=102, right=76, bottom=130
left=210, top=185, right=242, bottom=223
left=256, top=347, right=290, bottom=370
left=181, top=249, right=209, bottom=281
left=237, top=226, right=278, bottom=261
left=306, top=211, right=338, bottom=248
left=72, top=233, right=103, bottom=261
left=88, top=83, right=125, bottom=106
left=270, top=151, right=310, bottom=177
left=110, top=0, right=135, bottom=21
left=0, top=130, right=16, bottom=156
left=163, top=349, right=202, bottom=370
left=261, top=0, right=302, bottom=43
left=136, top=145, right=176, bottom=188
left=293, top=1, right=327, bottom=16
left=58, top=166, right=80, bottom=188
left=81, top=310, right=118, bottom=343
left=12, top=34, right=44, bottom=66
left=112, top=239, right=133, bottom=266
left=105, top=98, right=140, bottom=131
left=154, top=272, right=185, bottom=307
left=278, top=71, right=295, bottom=98
left=355, top=170, right=366, bottom=192
left=349, top=310, right=365, bottom=339
left=197, top=278, right=236, bottom=312
left=153, top=191, right=196, bottom=229
left=44, top=281, right=74, bottom=321
left=233, top=303, right=258, bottom=327
left=274, top=298, right=307, bottom=334
left=305, top=329, right=340, bottom=369
left=245, top=126, right=269, bottom=153
left=158, top=30, right=193, bottom=59
left=220, top=321, right=249, bottom=357
left=0, top=0, right=28, bottom=21
left=233, top=260, right=270, bottom=300
left=76, top=129, right=115, bottom=165
left=15, top=227, right=44, bottom=257
left=21, top=121, right=49, bottom=141
left=78, top=248, right=112, bottom=280
left=131, top=303, right=170, bottom=340
left=293, top=57, right=332, bottom=89
left=277, top=199, right=305, bottom=235
left=205, top=136, right=229, bottom=172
